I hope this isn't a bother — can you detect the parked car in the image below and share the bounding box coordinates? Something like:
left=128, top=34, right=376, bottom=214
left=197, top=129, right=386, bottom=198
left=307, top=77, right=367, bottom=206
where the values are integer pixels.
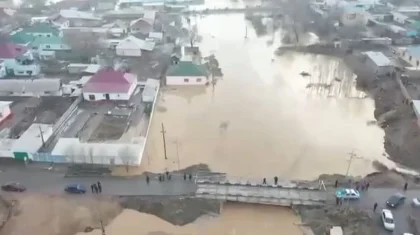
left=381, top=209, right=395, bottom=231
left=64, top=184, right=86, bottom=194
left=412, top=198, right=420, bottom=207
left=386, top=193, right=406, bottom=208
left=1, top=182, right=26, bottom=192
left=335, top=188, right=360, bottom=199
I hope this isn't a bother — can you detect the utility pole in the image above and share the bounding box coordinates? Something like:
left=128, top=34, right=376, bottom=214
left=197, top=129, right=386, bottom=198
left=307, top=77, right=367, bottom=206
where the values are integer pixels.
left=345, top=150, right=357, bottom=177
left=38, top=125, right=45, bottom=147
left=161, top=123, right=168, bottom=160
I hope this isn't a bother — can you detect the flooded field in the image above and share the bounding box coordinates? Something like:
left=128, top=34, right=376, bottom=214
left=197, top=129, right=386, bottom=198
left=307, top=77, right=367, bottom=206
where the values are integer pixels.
left=144, top=14, right=392, bottom=179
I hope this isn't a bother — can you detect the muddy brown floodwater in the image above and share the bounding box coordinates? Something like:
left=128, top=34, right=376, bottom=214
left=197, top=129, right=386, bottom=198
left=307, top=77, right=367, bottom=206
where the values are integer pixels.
left=139, top=14, right=397, bottom=235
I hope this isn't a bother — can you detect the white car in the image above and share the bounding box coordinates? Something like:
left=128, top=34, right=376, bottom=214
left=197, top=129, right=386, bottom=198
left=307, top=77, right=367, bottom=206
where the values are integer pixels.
left=381, top=209, right=395, bottom=231
left=412, top=198, right=420, bottom=207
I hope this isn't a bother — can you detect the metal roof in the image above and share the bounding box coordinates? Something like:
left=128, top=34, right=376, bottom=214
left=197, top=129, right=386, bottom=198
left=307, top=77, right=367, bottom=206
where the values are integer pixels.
left=364, top=51, right=392, bottom=67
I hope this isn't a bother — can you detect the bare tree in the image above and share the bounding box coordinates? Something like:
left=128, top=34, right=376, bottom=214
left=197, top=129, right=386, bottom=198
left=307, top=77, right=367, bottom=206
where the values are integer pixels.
left=64, top=31, right=101, bottom=62
left=118, top=146, right=135, bottom=172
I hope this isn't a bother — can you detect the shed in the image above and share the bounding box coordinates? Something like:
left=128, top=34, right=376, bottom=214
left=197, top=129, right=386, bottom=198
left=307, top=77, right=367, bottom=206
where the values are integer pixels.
left=0, top=79, right=61, bottom=96
left=116, top=35, right=155, bottom=57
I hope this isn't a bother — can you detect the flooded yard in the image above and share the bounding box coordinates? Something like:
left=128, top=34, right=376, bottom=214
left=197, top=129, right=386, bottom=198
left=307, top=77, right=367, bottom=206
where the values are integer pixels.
left=144, top=14, right=390, bottom=179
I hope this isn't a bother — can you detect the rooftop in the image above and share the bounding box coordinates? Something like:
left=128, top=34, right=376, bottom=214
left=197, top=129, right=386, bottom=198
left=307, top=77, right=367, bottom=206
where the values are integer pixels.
left=167, top=61, right=208, bottom=77
left=60, top=9, right=101, bottom=20
left=364, top=51, right=392, bottom=67
left=9, top=31, right=35, bottom=45
left=21, top=23, right=60, bottom=35
left=83, top=68, right=137, bottom=93
left=117, top=35, right=155, bottom=51
left=0, top=43, right=28, bottom=59
left=30, top=36, right=68, bottom=47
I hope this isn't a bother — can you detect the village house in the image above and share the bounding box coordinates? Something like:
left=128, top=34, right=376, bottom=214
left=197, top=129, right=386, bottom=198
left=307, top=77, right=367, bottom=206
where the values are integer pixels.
left=129, top=17, right=154, bottom=35
left=0, top=42, right=40, bottom=76
left=391, top=11, right=410, bottom=25
left=20, top=22, right=62, bottom=37
left=116, top=35, right=155, bottom=57
left=82, top=67, right=138, bottom=101
left=53, top=9, right=102, bottom=28
left=363, top=51, right=394, bottom=76
left=30, top=36, right=70, bottom=60
left=166, top=61, right=209, bottom=85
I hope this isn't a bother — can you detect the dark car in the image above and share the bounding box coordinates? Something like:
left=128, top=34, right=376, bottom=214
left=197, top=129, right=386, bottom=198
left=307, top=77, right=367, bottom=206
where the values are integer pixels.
left=386, top=193, right=406, bottom=208
left=1, top=182, right=26, bottom=192
left=65, top=184, right=86, bottom=194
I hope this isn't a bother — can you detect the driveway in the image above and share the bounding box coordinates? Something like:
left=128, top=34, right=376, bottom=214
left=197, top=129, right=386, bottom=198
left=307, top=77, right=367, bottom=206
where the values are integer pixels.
left=0, top=167, right=197, bottom=196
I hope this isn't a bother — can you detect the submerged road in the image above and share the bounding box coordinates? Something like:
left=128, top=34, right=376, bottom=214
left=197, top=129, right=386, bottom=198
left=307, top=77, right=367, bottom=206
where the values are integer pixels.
left=0, top=167, right=197, bottom=196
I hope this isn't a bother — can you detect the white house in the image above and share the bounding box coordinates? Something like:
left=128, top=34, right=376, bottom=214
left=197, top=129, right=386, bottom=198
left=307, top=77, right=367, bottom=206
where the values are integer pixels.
left=0, top=42, right=40, bottom=76
left=363, top=51, right=394, bottom=76
left=116, top=35, right=155, bottom=57
left=0, top=101, right=12, bottom=125
left=0, top=60, right=7, bottom=78
left=82, top=67, right=138, bottom=101
left=391, top=11, right=410, bottom=24
left=166, top=61, right=209, bottom=85
left=400, top=46, right=420, bottom=67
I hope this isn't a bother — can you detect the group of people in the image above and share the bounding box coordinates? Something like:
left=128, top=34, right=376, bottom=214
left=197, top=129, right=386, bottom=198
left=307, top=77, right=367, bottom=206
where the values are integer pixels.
left=143, top=172, right=194, bottom=184
left=90, top=181, right=102, bottom=194
left=334, top=179, right=370, bottom=191
left=262, top=176, right=279, bottom=185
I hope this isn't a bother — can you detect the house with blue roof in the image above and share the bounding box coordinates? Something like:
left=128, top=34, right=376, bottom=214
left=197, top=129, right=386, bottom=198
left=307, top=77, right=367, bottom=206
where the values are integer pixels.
left=30, top=36, right=71, bottom=60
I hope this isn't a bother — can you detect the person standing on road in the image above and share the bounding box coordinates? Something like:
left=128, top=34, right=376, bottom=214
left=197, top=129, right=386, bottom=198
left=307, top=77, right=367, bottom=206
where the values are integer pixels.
left=184, top=173, right=187, bottom=181
left=168, top=174, right=171, bottom=180
left=263, top=178, right=267, bottom=185
left=334, top=180, right=338, bottom=188
left=146, top=175, right=150, bottom=184
left=93, top=184, right=98, bottom=194
left=366, top=182, right=370, bottom=191
left=97, top=181, right=102, bottom=193
left=404, top=182, right=408, bottom=191
left=189, top=174, right=192, bottom=181
left=336, top=197, right=339, bottom=205
left=274, top=176, right=278, bottom=185
left=373, top=202, right=378, bottom=212
left=91, top=184, right=94, bottom=193
left=165, top=171, right=169, bottom=179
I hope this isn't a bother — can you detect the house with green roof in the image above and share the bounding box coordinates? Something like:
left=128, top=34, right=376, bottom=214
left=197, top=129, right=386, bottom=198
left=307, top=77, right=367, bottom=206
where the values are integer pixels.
left=9, top=32, right=35, bottom=46
left=21, top=23, right=62, bottom=38
left=30, top=36, right=70, bottom=60
left=166, top=61, right=209, bottom=85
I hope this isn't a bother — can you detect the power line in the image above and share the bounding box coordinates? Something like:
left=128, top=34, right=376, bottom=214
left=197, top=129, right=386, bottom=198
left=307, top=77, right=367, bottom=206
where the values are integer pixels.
left=161, top=123, right=168, bottom=160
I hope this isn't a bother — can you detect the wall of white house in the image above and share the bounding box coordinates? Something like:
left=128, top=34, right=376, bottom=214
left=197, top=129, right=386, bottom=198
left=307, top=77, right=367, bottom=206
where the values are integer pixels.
left=83, top=84, right=137, bottom=101
left=33, top=43, right=70, bottom=52
left=341, top=12, right=367, bottom=26
left=166, top=76, right=208, bottom=85
left=365, top=59, right=394, bottom=76
left=0, top=64, right=6, bottom=78
left=116, top=48, right=142, bottom=57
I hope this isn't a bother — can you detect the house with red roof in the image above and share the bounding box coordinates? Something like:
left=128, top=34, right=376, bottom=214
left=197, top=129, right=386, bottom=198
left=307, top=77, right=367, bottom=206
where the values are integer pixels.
left=82, top=67, right=138, bottom=101
left=0, top=42, right=40, bottom=76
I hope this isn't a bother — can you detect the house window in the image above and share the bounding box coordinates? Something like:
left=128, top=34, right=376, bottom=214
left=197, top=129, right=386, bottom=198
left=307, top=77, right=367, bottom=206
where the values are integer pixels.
left=32, top=46, right=38, bottom=50
left=46, top=45, right=51, bottom=49
left=184, top=78, right=189, bottom=82
left=26, top=71, right=32, bottom=75
left=44, top=91, right=51, bottom=94
left=47, top=34, right=50, bottom=37
left=88, top=95, right=95, bottom=100
left=196, top=78, right=202, bottom=83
